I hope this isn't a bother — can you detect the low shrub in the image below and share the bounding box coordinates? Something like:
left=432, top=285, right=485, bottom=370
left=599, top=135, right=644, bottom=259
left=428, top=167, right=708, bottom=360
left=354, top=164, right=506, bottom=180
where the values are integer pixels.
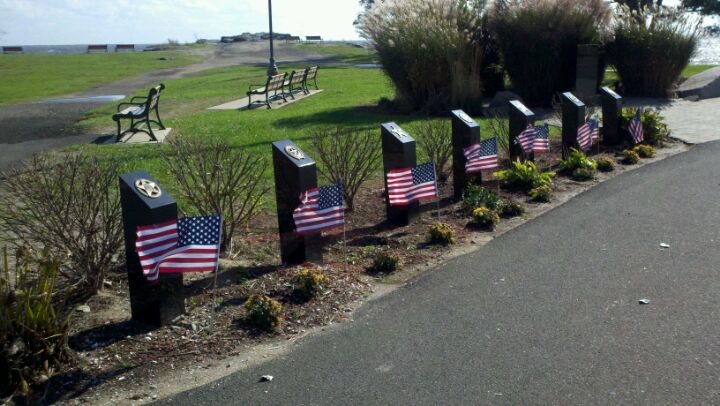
left=559, top=148, right=596, bottom=174
left=292, top=268, right=329, bottom=300
left=596, top=156, right=615, bottom=172
left=358, top=0, right=484, bottom=113
left=369, top=251, right=401, bottom=274
left=244, top=295, right=283, bottom=332
left=633, top=144, right=657, bottom=158
left=608, top=5, right=700, bottom=97
left=1, top=250, right=70, bottom=398
left=500, top=200, right=525, bottom=217
left=620, top=108, right=671, bottom=146
left=428, top=222, right=456, bottom=245
left=489, top=0, right=611, bottom=106
left=571, top=167, right=595, bottom=181
left=163, top=137, right=269, bottom=253
left=413, top=120, right=453, bottom=182
left=462, top=184, right=503, bottom=214
left=0, top=153, right=123, bottom=294
left=529, top=185, right=554, bottom=202
left=472, top=207, right=500, bottom=230
left=621, top=149, right=640, bottom=165
left=311, top=128, right=381, bottom=210
left=494, top=160, right=555, bottom=191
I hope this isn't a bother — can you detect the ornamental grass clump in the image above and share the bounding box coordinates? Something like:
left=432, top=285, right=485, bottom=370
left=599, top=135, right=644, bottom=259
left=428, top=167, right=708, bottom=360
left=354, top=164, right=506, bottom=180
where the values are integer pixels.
left=633, top=144, right=657, bottom=158
left=596, top=156, right=615, bottom=172
left=608, top=5, right=701, bottom=97
left=621, top=149, right=640, bottom=165
left=472, top=207, right=500, bottom=230
left=489, top=0, right=611, bottom=106
left=358, top=0, right=484, bottom=113
left=244, top=295, right=283, bottom=332
left=292, top=268, right=329, bottom=300
left=428, top=222, right=456, bottom=245
left=1, top=250, right=70, bottom=398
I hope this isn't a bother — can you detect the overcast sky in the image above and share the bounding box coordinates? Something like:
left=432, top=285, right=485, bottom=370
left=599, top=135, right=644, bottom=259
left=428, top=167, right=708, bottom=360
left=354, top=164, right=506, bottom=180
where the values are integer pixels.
left=0, top=0, right=364, bottom=45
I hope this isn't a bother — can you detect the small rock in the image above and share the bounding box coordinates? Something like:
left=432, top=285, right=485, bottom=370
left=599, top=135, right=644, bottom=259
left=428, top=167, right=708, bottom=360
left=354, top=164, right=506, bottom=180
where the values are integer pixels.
left=103, top=279, right=113, bottom=287
left=259, top=375, right=273, bottom=382
left=659, top=243, right=670, bottom=249
left=191, top=323, right=198, bottom=332
left=639, top=299, right=650, bottom=305
left=76, top=305, right=91, bottom=313
left=118, top=376, right=126, bottom=381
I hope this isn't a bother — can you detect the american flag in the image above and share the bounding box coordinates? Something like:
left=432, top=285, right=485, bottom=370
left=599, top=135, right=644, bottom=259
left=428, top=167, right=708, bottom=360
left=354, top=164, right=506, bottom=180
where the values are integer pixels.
left=464, top=137, right=498, bottom=173
left=135, top=216, right=222, bottom=282
left=293, top=183, right=345, bottom=235
left=533, top=124, right=550, bottom=152
left=386, top=162, right=438, bottom=206
left=629, top=108, right=644, bottom=144
left=589, top=117, right=600, bottom=142
left=516, top=125, right=537, bottom=153
left=577, top=120, right=594, bottom=151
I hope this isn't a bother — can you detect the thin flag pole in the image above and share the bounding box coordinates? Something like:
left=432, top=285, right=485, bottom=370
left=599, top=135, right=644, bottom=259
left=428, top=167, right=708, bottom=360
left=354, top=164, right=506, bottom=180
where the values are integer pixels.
left=341, top=182, right=348, bottom=273
left=212, top=216, right=223, bottom=315
left=433, top=162, right=441, bottom=220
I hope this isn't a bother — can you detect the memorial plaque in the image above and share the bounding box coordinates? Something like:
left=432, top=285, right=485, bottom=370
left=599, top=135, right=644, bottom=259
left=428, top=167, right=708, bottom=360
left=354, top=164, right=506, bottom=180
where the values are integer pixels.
left=381, top=122, right=418, bottom=226
left=508, top=100, right=536, bottom=162
left=561, top=92, right=586, bottom=158
left=600, top=86, right=623, bottom=146
left=451, top=109, right=482, bottom=199
left=120, top=172, right=184, bottom=326
left=575, top=44, right=600, bottom=101
left=272, top=140, right=322, bottom=265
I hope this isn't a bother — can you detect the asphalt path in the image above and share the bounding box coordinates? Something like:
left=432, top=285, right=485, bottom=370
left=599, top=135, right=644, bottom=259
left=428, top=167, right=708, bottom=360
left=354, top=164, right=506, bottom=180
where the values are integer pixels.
left=160, top=141, right=720, bottom=405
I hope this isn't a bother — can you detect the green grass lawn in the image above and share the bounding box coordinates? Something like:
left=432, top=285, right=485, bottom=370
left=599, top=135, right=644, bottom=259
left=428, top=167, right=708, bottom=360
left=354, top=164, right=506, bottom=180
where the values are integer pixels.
left=0, top=45, right=208, bottom=105
left=297, top=42, right=377, bottom=64
left=602, top=64, right=717, bottom=87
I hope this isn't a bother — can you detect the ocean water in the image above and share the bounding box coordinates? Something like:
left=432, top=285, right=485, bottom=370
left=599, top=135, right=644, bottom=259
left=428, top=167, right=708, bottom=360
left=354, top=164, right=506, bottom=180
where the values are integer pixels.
left=693, top=36, right=720, bottom=64
left=12, top=44, right=155, bottom=54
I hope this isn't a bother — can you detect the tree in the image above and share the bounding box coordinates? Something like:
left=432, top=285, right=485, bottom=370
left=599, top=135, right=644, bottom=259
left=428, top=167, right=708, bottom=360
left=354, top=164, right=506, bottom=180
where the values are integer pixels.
left=682, top=0, right=720, bottom=15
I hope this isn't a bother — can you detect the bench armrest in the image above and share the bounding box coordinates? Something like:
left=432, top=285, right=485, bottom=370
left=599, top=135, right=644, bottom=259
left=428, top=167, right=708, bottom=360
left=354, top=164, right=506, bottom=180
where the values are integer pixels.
left=129, top=96, right=148, bottom=103
left=116, top=102, right=144, bottom=112
left=248, top=83, right=265, bottom=91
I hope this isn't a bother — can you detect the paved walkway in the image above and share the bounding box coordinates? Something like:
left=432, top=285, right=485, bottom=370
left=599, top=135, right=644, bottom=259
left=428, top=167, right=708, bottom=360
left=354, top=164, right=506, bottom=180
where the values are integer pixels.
left=160, top=141, right=720, bottom=405
left=625, top=97, right=720, bottom=145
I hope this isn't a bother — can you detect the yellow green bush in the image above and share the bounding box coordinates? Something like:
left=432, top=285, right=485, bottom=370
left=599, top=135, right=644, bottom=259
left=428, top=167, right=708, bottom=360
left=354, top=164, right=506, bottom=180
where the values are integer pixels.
left=472, top=207, right=500, bottom=230
left=632, top=144, right=657, bottom=158
left=621, top=149, right=640, bottom=165
left=596, top=156, right=615, bottom=172
left=244, top=295, right=283, bottom=332
left=428, top=222, right=456, bottom=245
left=369, top=251, right=402, bottom=274
left=292, top=268, right=329, bottom=300
left=529, top=185, right=554, bottom=202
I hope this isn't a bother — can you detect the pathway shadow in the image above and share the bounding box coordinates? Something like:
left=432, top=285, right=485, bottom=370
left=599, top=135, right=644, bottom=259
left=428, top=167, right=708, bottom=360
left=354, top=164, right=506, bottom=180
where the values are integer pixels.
left=69, top=320, right=154, bottom=351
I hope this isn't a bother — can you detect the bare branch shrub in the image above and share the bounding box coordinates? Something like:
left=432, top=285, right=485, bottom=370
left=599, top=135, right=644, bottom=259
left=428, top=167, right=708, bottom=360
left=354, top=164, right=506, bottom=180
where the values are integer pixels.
left=411, top=120, right=453, bottom=182
left=484, top=112, right=511, bottom=160
left=311, top=128, right=381, bottom=211
left=162, top=137, right=269, bottom=252
left=0, top=154, right=124, bottom=294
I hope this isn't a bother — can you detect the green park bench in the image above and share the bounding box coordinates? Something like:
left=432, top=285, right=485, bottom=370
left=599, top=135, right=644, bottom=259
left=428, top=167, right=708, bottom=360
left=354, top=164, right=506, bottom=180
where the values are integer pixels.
left=87, top=44, right=108, bottom=53
left=247, top=73, right=287, bottom=109
left=305, top=36, right=322, bottom=42
left=283, top=70, right=307, bottom=99
left=2, top=46, right=23, bottom=54
left=115, top=44, right=135, bottom=52
left=112, top=84, right=166, bottom=141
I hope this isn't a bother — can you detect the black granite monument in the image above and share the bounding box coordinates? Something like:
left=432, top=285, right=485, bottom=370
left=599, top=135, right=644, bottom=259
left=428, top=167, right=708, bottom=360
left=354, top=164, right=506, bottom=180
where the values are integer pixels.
left=272, top=139, right=322, bottom=265
left=120, top=172, right=185, bottom=326
left=561, top=92, right=586, bottom=158
left=575, top=44, right=600, bottom=102
left=508, top=100, right=536, bottom=162
left=600, top=86, right=623, bottom=146
left=451, top=109, right=482, bottom=199
left=381, top=122, right=418, bottom=226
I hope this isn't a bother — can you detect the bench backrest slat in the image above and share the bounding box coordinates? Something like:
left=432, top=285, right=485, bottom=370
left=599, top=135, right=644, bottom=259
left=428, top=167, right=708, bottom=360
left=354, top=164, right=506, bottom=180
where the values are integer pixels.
left=266, top=73, right=286, bottom=91
left=116, top=44, right=135, bottom=52
left=289, top=70, right=305, bottom=86
left=87, top=44, right=108, bottom=53
left=147, top=84, right=165, bottom=111
left=305, top=36, right=322, bottom=41
left=305, top=66, right=318, bottom=82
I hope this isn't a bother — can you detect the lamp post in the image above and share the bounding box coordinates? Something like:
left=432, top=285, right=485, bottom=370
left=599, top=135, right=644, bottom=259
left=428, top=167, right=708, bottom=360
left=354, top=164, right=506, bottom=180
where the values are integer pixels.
left=267, top=0, right=278, bottom=76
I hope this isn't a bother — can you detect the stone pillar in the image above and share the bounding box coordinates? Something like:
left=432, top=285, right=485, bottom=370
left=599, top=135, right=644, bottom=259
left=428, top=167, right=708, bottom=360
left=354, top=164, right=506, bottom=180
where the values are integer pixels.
left=381, top=122, right=418, bottom=226
left=600, top=86, right=623, bottom=146
left=508, top=100, right=535, bottom=162
left=272, top=140, right=322, bottom=265
left=120, top=172, right=185, bottom=326
left=451, top=109, right=482, bottom=199
left=561, top=92, right=586, bottom=159
left=575, top=44, right=600, bottom=102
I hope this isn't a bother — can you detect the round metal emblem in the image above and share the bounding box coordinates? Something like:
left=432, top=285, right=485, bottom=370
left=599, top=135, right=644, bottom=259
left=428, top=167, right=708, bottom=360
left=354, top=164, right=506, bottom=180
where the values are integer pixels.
left=135, top=178, right=162, bottom=198
left=458, top=111, right=474, bottom=124
left=285, top=145, right=305, bottom=160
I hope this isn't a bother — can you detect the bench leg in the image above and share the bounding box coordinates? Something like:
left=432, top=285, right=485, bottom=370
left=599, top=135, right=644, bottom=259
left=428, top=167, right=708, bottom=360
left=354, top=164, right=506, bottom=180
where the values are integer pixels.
left=154, top=107, right=166, bottom=129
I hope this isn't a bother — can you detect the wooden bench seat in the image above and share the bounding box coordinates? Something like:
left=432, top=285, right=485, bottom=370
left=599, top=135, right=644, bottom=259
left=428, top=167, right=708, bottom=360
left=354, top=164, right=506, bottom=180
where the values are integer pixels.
left=247, top=73, right=287, bottom=109
left=112, top=84, right=166, bottom=141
